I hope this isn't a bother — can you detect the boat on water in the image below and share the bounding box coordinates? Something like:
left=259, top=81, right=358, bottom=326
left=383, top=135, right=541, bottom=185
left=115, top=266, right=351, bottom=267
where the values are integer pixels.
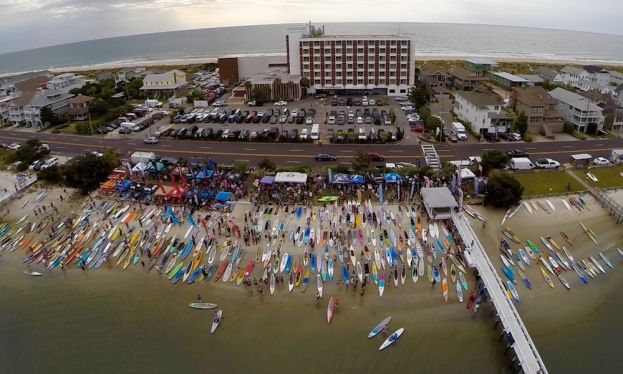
left=379, top=328, right=404, bottom=351
left=189, top=303, right=217, bottom=310
left=211, top=310, right=222, bottom=334
left=327, top=297, right=335, bottom=324
left=368, top=316, right=392, bottom=339
left=24, top=270, right=42, bottom=276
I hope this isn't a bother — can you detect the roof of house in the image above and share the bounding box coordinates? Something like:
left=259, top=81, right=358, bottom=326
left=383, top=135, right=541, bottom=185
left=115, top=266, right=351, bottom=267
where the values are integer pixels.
left=28, top=89, right=73, bottom=107
left=456, top=90, right=503, bottom=109
left=69, top=94, right=94, bottom=104
left=583, top=65, right=606, bottom=74
left=561, top=66, right=583, bottom=75
left=421, top=187, right=458, bottom=208
left=536, top=66, right=558, bottom=79
left=421, top=64, right=448, bottom=76
left=450, top=66, right=484, bottom=81
left=465, top=58, right=497, bottom=66
left=0, top=70, right=50, bottom=87
left=142, top=70, right=187, bottom=90
left=549, top=87, right=603, bottom=112
left=490, top=71, right=529, bottom=83
left=609, top=71, right=623, bottom=80
left=518, top=74, right=544, bottom=84
left=514, top=86, right=555, bottom=107
left=14, top=75, right=50, bottom=92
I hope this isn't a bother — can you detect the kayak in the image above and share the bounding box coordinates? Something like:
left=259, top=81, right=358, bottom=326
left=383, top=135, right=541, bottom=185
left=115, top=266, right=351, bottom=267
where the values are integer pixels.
left=507, top=281, right=520, bottom=303
left=24, top=270, right=42, bottom=276
left=379, top=328, right=404, bottom=351
left=327, top=297, right=335, bottom=324
left=270, top=272, right=276, bottom=295
left=456, top=282, right=464, bottom=303
left=317, top=273, right=323, bottom=298
left=211, top=310, right=222, bottom=334
left=540, top=265, right=554, bottom=288
left=442, top=278, right=448, bottom=302
left=379, top=273, right=385, bottom=297
left=189, top=303, right=217, bottom=310
left=368, top=316, right=392, bottom=339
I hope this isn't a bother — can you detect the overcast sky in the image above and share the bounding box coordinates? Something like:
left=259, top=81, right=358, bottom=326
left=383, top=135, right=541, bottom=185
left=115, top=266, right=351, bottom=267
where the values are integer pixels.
left=0, top=0, right=621, bottom=54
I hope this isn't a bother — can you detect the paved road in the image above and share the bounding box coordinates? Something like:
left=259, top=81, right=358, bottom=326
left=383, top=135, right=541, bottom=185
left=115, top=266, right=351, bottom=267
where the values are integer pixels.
left=1, top=129, right=622, bottom=165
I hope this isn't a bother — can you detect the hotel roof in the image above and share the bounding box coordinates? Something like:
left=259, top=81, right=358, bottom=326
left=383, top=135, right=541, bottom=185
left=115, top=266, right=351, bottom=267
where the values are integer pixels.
left=301, top=34, right=410, bottom=40
left=248, top=68, right=301, bottom=84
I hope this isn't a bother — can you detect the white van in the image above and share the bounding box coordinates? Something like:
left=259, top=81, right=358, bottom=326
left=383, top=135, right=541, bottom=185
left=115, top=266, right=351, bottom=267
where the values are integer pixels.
left=310, top=124, right=320, bottom=140
left=40, top=157, right=58, bottom=170
left=120, top=122, right=140, bottom=131
left=451, top=122, right=467, bottom=140
left=509, top=157, right=535, bottom=170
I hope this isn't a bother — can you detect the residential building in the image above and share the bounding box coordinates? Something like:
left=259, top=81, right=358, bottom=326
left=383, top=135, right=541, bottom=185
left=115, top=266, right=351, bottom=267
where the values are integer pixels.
left=464, top=58, right=497, bottom=76
left=218, top=55, right=287, bottom=85
left=549, top=87, right=604, bottom=133
left=116, top=67, right=146, bottom=83
left=518, top=74, right=544, bottom=86
left=603, top=107, right=623, bottom=131
left=67, top=94, right=94, bottom=121
left=0, top=75, right=50, bottom=125
left=510, top=86, right=564, bottom=133
left=448, top=67, right=485, bottom=91
left=560, top=65, right=615, bottom=94
left=140, top=70, right=187, bottom=97
left=286, top=25, right=414, bottom=96
left=243, top=68, right=302, bottom=101
left=419, top=64, right=450, bottom=88
left=536, top=66, right=563, bottom=83
left=454, top=90, right=511, bottom=134
left=97, top=72, right=114, bottom=82
left=0, top=70, right=50, bottom=98
left=617, top=86, right=623, bottom=107
left=608, top=71, right=623, bottom=86
left=22, top=89, right=73, bottom=128
left=487, top=71, right=529, bottom=88
left=46, top=73, right=85, bottom=93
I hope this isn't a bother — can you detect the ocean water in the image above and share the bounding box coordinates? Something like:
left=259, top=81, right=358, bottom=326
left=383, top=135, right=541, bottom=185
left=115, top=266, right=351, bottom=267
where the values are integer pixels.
left=0, top=22, right=623, bottom=75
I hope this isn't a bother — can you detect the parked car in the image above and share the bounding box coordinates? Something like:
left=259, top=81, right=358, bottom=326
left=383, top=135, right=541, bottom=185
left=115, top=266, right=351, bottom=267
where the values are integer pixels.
left=39, top=157, right=58, bottom=170
left=508, top=132, right=522, bottom=141
left=507, top=149, right=529, bottom=158
left=535, top=158, right=560, bottom=169
left=315, top=153, right=337, bottom=161
left=7, top=143, right=21, bottom=150
left=483, top=132, right=500, bottom=142
left=300, top=128, right=309, bottom=140
left=411, top=124, right=426, bottom=133
left=592, top=157, right=610, bottom=166
left=273, top=100, right=288, bottom=106
left=367, top=152, right=385, bottom=161
left=143, top=136, right=159, bottom=144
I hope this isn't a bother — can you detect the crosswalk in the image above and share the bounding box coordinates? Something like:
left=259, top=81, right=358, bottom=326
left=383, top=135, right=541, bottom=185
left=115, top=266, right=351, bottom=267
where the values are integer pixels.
left=421, top=144, right=441, bottom=169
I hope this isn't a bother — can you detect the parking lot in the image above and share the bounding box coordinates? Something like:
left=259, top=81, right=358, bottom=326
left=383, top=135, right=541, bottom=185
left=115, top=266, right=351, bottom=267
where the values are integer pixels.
left=154, top=94, right=420, bottom=145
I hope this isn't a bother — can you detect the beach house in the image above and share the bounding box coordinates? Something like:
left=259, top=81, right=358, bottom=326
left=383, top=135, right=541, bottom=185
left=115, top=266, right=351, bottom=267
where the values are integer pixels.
left=464, top=58, right=497, bottom=76
left=560, top=65, right=615, bottom=94
left=1, top=74, right=50, bottom=126
left=46, top=73, right=85, bottom=93
left=487, top=71, right=529, bottom=89
left=548, top=87, right=604, bottom=133
left=140, top=70, right=188, bottom=98
left=67, top=94, right=94, bottom=121
left=243, top=68, right=302, bottom=101
left=453, top=90, right=511, bottom=135
left=23, top=88, right=73, bottom=128
left=420, top=64, right=450, bottom=88
left=536, top=67, right=564, bottom=83
left=510, top=86, right=564, bottom=134
left=448, top=67, right=485, bottom=91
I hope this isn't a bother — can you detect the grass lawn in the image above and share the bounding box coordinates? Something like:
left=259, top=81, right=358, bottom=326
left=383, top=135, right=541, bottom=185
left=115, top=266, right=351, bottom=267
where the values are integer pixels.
left=512, top=171, right=584, bottom=196
left=582, top=165, right=623, bottom=188
left=0, top=148, right=16, bottom=168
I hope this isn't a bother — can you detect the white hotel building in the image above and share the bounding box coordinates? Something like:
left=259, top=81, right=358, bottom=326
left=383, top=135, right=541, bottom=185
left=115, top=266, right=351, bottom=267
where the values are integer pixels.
left=286, top=26, right=414, bottom=96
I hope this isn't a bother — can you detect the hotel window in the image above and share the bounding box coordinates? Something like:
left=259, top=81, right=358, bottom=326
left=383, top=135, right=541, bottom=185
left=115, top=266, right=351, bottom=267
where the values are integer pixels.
left=303, top=64, right=310, bottom=69
left=358, top=64, right=364, bottom=69
left=314, top=64, right=320, bottom=69
left=400, top=64, right=407, bottom=69
left=314, top=57, right=320, bottom=62
left=347, top=72, right=353, bottom=77
left=400, top=71, right=407, bottom=77
left=346, top=48, right=353, bottom=54
left=390, top=64, right=397, bottom=69
left=401, top=48, right=408, bottom=54
left=390, top=72, right=396, bottom=77
left=357, top=40, right=363, bottom=45
left=314, top=72, right=320, bottom=77
left=315, top=79, right=321, bottom=84
left=336, top=72, right=342, bottom=77
left=357, top=72, right=364, bottom=77
left=336, top=56, right=342, bottom=62
left=302, top=41, right=308, bottom=46
left=401, top=40, right=408, bottom=45
left=369, top=48, right=375, bottom=54
left=346, top=41, right=353, bottom=45
left=347, top=79, right=353, bottom=84
left=380, top=48, right=386, bottom=54
left=390, top=79, right=396, bottom=84
left=379, top=79, right=385, bottom=84
left=358, top=79, right=364, bottom=84
left=390, top=41, right=396, bottom=45
left=400, top=56, right=408, bottom=61
left=336, top=64, right=342, bottom=69
left=346, top=56, right=353, bottom=61
left=325, top=72, right=331, bottom=77
left=303, top=57, right=310, bottom=62
left=368, top=71, right=375, bottom=76
left=313, top=41, right=320, bottom=46
left=325, top=49, right=331, bottom=54
left=347, top=64, right=353, bottom=69
left=314, top=49, right=320, bottom=54
left=380, top=64, right=386, bottom=69
left=325, top=56, right=331, bottom=62
left=390, top=48, right=397, bottom=53
left=380, top=72, right=385, bottom=77
left=336, top=41, right=342, bottom=46
left=336, top=49, right=342, bottom=54
left=303, top=73, right=310, bottom=79
left=324, top=63, right=331, bottom=69
left=368, top=64, right=374, bottom=69
left=368, top=41, right=375, bottom=45
left=390, top=56, right=397, bottom=61
left=357, top=48, right=364, bottom=54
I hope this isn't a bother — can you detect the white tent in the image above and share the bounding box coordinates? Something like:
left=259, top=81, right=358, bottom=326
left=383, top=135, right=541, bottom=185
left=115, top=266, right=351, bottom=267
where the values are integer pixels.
left=274, top=172, right=308, bottom=184
left=459, top=168, right=476, bottom=180
left=131, top=162, right=146, bottom=174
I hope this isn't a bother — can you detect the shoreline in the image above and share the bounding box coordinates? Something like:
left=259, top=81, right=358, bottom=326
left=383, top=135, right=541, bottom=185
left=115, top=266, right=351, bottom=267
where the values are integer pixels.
left=2, top=53, right=623, bottom=77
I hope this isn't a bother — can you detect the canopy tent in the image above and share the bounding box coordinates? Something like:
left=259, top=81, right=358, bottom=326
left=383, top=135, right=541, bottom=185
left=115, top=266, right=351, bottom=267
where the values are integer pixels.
left=215, top=191, right=233, bottom=203
left=260, top=176, right=275, bottom=185
left=459, top=168, right=476, bottom=180
left=351, top=175, right=365, bottom=184
left=115, top=179, right=133, bottom=192
left=275, top=172, right=308, bottom=184
left=195, top=169, right=215, bottom=180
left=384, top=172, right=402, bottom=183
left=198, top=189, right=214, bottom=201
left=166, top=186, right=186, bottom=199
left=131, top=162, right=147, bottom=174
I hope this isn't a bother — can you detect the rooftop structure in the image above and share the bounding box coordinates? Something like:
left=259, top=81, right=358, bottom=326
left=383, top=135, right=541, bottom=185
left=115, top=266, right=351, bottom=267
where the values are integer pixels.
left=421, top=187, right=458, bottom=220
left=488, top=71, right=529, bottom=88
left=141, top=70, right=187, bottom=97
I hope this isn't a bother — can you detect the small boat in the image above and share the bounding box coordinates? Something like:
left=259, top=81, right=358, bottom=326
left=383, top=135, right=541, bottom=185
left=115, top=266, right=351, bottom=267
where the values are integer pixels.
left=393, top=267, right=399, bottom=287
left=270, top=272, right=276, bottom=295
left=590, top=256, right=606, bottom=274
left=379, top=273, right=385, bottom=297
left=411, top=261, right=418, bottom=284
left=540, top=265, right=554, bottom=288
left=211, top=310, right=222, bottom=334
left=327, top=297, right=335, bottom=324
left=507, top=281, right=520, bottom=303
left=317, top=273, right=323, bottom=298
left=356, top=261, right=364, bottom=283
left=379, top=328, right=404, bottom=351
left=599, top=252, right=613, bottom=269
left=433, top=266, right=441, bottom=284
left=368, top=316, right=392, bottom=339
left=560, top=231, right=573, bottom=246
left=450, top=263, right=457, bottom=284
left=518, top=247, right=531, bottom=267
left=563, top=247, right=575, bottom=264
left=24, top=270, right=42, bottom=276
left=400, top=266, right=406, bottom=285
left=456, top=282, right=464, bottom=303
left=518, top=268, right=532, bottom=290
left=442, top=278, right=448, bottom=302
left=288, top=272, right=294, bottom=292
left=557, top=274, right=571, bottom=290
left=458, top=272, right=468, bottom=291
left=189, top=303, right=217, bottom=310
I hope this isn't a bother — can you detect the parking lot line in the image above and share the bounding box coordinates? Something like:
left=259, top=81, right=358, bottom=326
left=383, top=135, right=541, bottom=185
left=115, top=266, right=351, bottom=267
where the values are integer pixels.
left=525, top=147, right=536, bottom=150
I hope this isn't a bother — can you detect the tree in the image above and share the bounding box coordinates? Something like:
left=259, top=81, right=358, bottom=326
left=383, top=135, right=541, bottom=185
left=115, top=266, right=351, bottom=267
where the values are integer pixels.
left=126, top=78, right=143, bottom=99
left=352, top=151, right=370, bottom=172
left=63, top=154, right=116, bottom=194
left=409, top=84, right=430, bottom=108
left=186, top=88, right=205, bottom=104
left=485, top=172, right=523, bottom=208
left=515, top=112, right=528, bottom=136
left=481, top=150, right=509, bottom=175
left=37, top=165, right=63, bottom=184
left=257, top=157, right=276, bottom=171
left=40, top=107, right=61, bottom=127
left=234, top=161, right=249, bottom=173
left=300, top=77, right=310, bottom=89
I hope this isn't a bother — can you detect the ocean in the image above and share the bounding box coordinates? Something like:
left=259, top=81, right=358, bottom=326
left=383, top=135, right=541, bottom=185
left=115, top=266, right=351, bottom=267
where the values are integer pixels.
left=1, top=22, right=623, bottom=75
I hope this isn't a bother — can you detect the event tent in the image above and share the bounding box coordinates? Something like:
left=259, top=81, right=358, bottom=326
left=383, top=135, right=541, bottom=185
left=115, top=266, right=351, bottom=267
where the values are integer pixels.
left=215, top=191, right=233, bottom=202
left=384, top=172, right=402, bottom=183
left=275, top=172, right=308, bottom=184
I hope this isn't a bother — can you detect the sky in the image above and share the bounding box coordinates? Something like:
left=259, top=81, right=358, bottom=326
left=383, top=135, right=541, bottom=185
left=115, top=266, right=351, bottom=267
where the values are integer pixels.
left=0, top=0, right=621, bottom=54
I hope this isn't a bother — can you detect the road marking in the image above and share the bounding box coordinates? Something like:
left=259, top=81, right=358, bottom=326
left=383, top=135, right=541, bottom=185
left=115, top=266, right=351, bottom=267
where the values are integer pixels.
left=437, top=149, right=452, bottom=152
left=339, top=150, right=354, bottom=153
left=289, top=149, right=304, bottom=152
left=562, top=145, right=572, bottom=148
left=339, top=162, right=352, bottom=165
left=56, top=146, right=66, bottom=149
left=286, top=160, right=301, bottom=164
left=50, top=137, right=57, bottom=140
left=200, top=146, right=212, bottom=149
left=128, top=142, right=136, bottom=145
left=525, top=147, right=536, bottom=150
left=483, top=148, right=493, bottom=151
left=161, top=144, right=172, bottom=147
left=389, top=150, right=403, bottom=153
left=595, top=143, right=603, bottom=146
left=243, top=148, right=256, bottom=151
left=235, top=159, right=250, bottom=162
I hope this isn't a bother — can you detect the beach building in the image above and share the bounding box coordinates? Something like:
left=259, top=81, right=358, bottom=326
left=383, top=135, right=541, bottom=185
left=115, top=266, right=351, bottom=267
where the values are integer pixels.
left=510, top=86, right=564, bottom=134
left=453, top=90, right=511, bottom=134
left=420, top=64, right=450, bottom=88
left=603, top=108, right=623, bottom=131
left=67, top=94, right=94, bottom=121
left=46, top=73, right=85, bottom=93
left=487, top=71, right=529, bottom=88
left=609, top=71, right=623, bottom=87
left=421, top=187, right=458, bottom=220
left=536, top=66, right=564, bottom=83
left=140, top=70, right=187, bottom=98
left=218, top=55, right=287, bottom=85
left=448, top=67, right=485, bottom=91
left=286, top=24, right=414, bottom=96
left=464, top=58, right=497, bottom=76
left=560, top=65, right=615, bottom=94
left=241, top=68, right=302, bottom=101
left=617, top=86, right=623, bottom=107
left=548, top=87, right=604, bottom=133
left=517, top=74, right=544, bottom=86
left=22, top=89, right=73, bottom=128
left=116, top=67, right=146, bottom=83
left=1, top=75, right=50, bottom=126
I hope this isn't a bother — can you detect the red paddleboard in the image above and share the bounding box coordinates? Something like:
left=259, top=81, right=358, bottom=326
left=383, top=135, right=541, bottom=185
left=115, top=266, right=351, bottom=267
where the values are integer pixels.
left=244, top=260, right=255, bottom=278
